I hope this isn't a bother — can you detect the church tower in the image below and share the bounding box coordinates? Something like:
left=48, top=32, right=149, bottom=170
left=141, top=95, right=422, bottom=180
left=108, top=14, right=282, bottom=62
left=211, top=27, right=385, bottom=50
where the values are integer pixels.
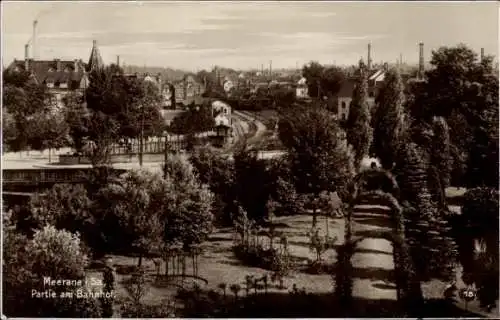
left=87, top=40, right=104, bottom=72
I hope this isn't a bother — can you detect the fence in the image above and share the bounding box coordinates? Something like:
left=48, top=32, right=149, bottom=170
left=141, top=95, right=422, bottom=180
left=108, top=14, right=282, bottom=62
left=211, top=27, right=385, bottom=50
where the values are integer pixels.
left=107, top=132, right=214, bottom=155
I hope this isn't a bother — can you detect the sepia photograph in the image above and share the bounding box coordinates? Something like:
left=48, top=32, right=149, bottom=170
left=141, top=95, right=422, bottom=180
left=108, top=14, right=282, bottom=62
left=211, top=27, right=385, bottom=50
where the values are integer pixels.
left=1, top=1, right=499, bottom=318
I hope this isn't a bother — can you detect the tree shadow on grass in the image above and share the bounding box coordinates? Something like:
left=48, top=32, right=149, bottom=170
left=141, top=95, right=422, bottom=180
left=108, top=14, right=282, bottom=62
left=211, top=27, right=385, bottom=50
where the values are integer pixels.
left=353, top=229, right=393, bottom=241
left=372, top=282, right=397, bottom=290
left=354, top=217, right=393, bottom=229
left=355, top=247, right=392, bottom=256
left=209, top=236, right=234, bottom=242
left=353, top=206, right=392, bottom=216
left=352, top=266, right=395, bottom=283
left=217, top=259, right=248, bottom=267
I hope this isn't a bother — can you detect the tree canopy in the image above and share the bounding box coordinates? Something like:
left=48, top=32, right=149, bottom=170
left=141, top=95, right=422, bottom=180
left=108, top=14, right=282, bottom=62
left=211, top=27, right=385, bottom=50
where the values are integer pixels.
left=278, top=104, right=356, bottom=202
left=302, top=62, right=345, bottom=98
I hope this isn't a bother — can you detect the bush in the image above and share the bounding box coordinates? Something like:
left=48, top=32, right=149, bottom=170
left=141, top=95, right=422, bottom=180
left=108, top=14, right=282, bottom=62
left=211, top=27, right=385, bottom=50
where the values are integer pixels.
left=233, top=243, right=279, bottom=270
left=120, top=300, right=176, bottom=318
left=455, top=187, right=499, bottom=311
left=270, top=250, right=293, bottom=288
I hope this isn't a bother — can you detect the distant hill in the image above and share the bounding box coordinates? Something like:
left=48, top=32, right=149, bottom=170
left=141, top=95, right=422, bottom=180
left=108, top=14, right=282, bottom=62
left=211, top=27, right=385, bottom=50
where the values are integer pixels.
left=121, top=65, right=190, bottom=82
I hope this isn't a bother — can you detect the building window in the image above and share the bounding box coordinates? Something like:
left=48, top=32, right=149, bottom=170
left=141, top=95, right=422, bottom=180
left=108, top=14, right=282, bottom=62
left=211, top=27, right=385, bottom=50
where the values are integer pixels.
left=369, top=91, right=374, bottom=98
left=342, top=114, right=347, bottom=121
left=341, top=101, right=346, bottom=109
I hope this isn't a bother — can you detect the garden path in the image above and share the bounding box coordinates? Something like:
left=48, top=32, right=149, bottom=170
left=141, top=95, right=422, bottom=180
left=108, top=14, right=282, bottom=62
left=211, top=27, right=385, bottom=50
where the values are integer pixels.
left=350, top=203, right=398, bottom=301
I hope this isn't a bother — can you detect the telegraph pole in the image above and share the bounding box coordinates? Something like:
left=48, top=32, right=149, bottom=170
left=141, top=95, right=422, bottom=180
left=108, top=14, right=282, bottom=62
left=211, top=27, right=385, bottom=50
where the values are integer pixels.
left=139, top=106, right=144, bottom=166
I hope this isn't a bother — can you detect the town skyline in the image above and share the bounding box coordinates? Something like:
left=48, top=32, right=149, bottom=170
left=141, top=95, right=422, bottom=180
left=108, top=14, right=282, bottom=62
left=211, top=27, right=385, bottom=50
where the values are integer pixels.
left=2, top=1, right=498, bottom=71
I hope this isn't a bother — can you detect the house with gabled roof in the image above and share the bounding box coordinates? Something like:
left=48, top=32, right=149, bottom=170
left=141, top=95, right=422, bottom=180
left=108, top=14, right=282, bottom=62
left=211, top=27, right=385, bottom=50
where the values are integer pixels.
left=6, top=40, right=105, bottom=109
left=173, top=74, right=206, bottom=108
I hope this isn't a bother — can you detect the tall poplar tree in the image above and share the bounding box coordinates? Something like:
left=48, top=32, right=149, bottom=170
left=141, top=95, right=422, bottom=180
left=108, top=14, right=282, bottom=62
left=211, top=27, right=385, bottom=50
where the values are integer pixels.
left=373, top=68, right=407, bottom=169
left=428, top=117, right=452, bottom=208
left=346, top=67, right=373, bottom=168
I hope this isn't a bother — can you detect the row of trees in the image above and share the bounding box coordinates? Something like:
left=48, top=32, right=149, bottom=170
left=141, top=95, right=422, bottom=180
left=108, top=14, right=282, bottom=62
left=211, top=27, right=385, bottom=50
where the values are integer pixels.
left=3, top=65, right=168, bottom=163
left=261, top=44, right=498, bottom=314
left=349, top=44, right=499, bottom=313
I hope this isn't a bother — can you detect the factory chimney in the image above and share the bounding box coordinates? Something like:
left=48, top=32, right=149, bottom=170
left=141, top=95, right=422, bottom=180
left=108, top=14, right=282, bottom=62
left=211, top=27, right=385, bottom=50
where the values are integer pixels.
left=480, top=48, right=485, bottom=63
left=32, top=20, right=38, bottom=60
left=24, top=44, right=30, bottom=70
left=367, top=43, right=372, bottom=70
left=269, top=60, right=272, bottom=78
left=116, top=55, right=120, bottom=67
left=418, top=42, right=424, bottom=79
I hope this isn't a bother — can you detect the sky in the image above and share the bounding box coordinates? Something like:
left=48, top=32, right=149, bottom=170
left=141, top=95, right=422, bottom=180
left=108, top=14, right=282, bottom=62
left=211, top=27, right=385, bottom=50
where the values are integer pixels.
left=2, top=1, right=498, bottom=71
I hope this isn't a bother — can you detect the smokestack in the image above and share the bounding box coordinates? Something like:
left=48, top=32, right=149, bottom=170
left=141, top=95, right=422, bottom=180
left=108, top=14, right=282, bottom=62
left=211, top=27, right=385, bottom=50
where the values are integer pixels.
left=25, top=44, right=30, bottom=70
left=261, top=64, right=264, bottom=75
left=480, top=48, right=485, bottom=62
left=32, top=20, right=38, bottom=60
left=269, top=60, right=272, bottom=78
left=367, top=43, right=372, bottom=70
left=55, top=59, right=61, bottom=72
left=418, top=42, right=424, bottom=79
left=116, top=55, right=120, bottom=67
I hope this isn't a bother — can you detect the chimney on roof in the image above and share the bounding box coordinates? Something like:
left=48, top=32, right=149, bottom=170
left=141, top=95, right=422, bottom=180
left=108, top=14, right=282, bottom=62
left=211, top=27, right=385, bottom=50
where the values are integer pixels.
left=55, top=59, right=62, bottom=72
left=24, top=44, right=30, bottom=70
left=480, top=48, right=485, bottom=63
left=32, top=20, right=38, bottom=60
left=367, top=43, right=372, bottom=70
left=418, top=42, right=424, bottom=79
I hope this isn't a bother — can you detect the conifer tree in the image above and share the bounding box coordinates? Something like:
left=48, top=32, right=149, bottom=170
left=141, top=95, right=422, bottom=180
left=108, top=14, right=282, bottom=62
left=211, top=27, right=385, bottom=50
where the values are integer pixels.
left=396, top=143, right=458, bottom=312
left=346, top=67, right=373, bottom=168
left=428, top=116, right=452, bottom=208
left=396, top=143, right=428, bottom=206
left=373, top=68, right=408, bottom=169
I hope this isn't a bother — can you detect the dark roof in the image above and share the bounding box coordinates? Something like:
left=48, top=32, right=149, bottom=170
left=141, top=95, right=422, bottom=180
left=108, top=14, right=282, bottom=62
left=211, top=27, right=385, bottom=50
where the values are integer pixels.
left=8, top=59, right=86, bottom=88
left=336, top=78, right=357, bottom=98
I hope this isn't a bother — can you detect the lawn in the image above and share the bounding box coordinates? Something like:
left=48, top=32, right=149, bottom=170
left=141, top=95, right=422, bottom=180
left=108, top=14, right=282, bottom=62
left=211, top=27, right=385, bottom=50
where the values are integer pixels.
left=100, top=214, right=345, bottom=308
left=87, top=198, right=488, bottom=317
